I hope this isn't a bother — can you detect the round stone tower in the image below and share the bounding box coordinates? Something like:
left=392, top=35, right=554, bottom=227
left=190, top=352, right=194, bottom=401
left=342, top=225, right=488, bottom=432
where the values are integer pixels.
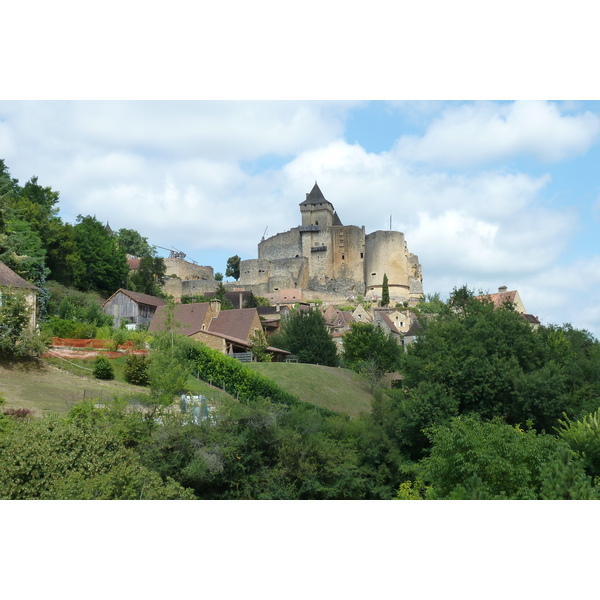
left=364, top=230, right=410, bottom=301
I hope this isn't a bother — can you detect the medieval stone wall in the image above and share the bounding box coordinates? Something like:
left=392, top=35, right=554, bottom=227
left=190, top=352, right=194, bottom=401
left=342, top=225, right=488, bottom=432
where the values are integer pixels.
left=164, top=257, right=213, bottom=281
left=364, top=230, right=410, bottom=301
left=238, top=184, right=424, bottom=302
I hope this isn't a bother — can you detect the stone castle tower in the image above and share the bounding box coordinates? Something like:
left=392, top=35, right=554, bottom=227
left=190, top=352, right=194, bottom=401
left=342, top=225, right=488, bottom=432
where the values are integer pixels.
left=239, top=183, right=423, bottom=303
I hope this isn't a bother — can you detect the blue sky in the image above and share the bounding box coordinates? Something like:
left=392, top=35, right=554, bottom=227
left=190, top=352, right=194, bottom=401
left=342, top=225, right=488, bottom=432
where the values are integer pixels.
left=1, top=100, right=599, bottom=337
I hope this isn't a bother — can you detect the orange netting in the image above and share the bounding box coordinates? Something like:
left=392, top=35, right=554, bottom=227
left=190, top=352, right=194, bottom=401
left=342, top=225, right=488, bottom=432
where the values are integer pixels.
left=51, top=337, right=136, bottom=350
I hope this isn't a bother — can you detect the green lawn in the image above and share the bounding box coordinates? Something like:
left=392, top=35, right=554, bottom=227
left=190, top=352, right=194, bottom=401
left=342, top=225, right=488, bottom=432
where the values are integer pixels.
left=245, top=362, right=374, bottom=418
left=0, top=357, right=235, bottom=417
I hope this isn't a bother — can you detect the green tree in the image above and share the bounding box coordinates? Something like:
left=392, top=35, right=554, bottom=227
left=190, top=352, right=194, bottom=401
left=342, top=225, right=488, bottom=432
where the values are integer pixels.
left=93, top=356, right=115, bottom=380
left=244, top=291, right=270, bottom=308
left=0, top=288, right=48, bottom=358
left=129, top=255, right=166, bottom=297
left=343, top=322, right=401, bottom=381
left=419, top=416, right=584, bottom=499
left=248, top=328, right=273, bottom=362
left=225, top=255, right=241, bottom=281
left=116, top=228, right=154, bottom=258
left=73, top=215, right=129, bottom=295
left=0, top=415, right=194, bottom=499
left=283, top=308, right=339, bottom=366
left=399, top=285, right=571, bottom=435
left=147, top=301, right=194, bottom=409
left=381, top=273, right=389, bottom=306
left=124, top=354, right=152, bottom=386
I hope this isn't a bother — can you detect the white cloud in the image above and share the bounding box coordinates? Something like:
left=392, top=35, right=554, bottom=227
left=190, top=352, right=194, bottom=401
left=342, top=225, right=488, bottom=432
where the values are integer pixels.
left=394, top=101, right=600, bottom=167
left=1, top=100, right=599, bottom=338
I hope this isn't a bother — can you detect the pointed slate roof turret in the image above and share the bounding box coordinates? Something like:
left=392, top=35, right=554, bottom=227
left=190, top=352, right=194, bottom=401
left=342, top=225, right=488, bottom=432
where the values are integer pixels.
left=300, top=182, right=329, bottom=206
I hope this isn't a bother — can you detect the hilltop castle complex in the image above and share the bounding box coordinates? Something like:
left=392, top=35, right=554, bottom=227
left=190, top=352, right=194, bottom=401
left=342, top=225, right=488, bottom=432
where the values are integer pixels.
left=239, top=183, right=424, bottom=303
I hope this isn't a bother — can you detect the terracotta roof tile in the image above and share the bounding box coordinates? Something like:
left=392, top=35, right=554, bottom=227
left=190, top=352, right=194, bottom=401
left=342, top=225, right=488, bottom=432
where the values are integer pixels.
left=149, top=303, right=210, bottom=335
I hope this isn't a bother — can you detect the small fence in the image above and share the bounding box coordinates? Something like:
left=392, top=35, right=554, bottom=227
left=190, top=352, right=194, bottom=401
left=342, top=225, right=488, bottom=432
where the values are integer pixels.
left=232, top=351, right=253, bottom=363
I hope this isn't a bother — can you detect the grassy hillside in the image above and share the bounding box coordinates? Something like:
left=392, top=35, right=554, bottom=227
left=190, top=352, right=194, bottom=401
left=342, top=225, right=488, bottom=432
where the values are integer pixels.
left=0, top=358, right=235, bottom=417
left=245, top=362, right=373, bottom=418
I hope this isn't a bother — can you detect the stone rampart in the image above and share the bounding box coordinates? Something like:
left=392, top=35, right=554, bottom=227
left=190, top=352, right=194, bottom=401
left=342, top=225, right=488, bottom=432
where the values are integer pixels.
left=164, top=257, right=213, bottom=281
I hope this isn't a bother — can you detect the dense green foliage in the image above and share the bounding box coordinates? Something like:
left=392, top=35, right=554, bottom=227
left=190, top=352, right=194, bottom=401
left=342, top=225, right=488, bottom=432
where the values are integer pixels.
left=93, top=356, right=115, bottom=380
left=225, top=254, right=241, bottom=280
left=128, top=255, right=167, bottom=297
left=381, top=273, right=389, bottom=306
left=124, top=354, right=151, bottom=386
left=0, top=413, right=193, bottom=499
left=278, top=308, right=339, bottom=366
left=73, top=215, right=129, bottom=295
left=0, top=289, right=48, bottom=358
left=342, top=322, right=401, bottom=386
left=394, top=287, right=600, bottom=462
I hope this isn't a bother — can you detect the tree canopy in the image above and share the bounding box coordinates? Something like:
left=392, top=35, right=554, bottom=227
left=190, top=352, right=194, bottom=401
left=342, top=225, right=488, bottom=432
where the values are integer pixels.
left=281, top=308, right=339, bottom=366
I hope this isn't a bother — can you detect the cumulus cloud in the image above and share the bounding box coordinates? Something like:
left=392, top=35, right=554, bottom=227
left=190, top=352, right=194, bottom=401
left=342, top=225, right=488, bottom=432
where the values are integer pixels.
left=1, top=100, right=599, bottom=338
left=393, top=101, right=600, bottom=167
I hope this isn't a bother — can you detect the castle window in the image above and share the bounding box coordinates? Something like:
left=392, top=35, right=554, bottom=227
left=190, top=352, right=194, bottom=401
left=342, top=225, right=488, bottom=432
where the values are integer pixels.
left=371, top=272, right=376, bottom=276
left=360, top=253, right=364, bottom=259
left=315, top=220, right=319, bottom=225
left=341, top=254, right=345, bottom=260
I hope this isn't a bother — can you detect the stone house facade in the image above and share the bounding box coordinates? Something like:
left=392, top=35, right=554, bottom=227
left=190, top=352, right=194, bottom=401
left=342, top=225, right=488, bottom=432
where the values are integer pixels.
left=0, top=261, right=38, bottom=329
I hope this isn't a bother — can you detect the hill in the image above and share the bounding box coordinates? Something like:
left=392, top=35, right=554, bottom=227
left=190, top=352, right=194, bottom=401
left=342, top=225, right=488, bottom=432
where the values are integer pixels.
left=245, top=362, right=374, bottom=418
left=0, top=358, right=235, bottom=417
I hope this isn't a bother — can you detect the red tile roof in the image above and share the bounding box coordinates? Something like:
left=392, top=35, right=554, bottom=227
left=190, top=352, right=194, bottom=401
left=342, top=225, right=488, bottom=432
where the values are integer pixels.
left=209, top=308, right=259, bottom=341
left=148, top=303, right=210, bottom=335
left=475, top=290, right=517, bottom=308
left=103, top=289, right=166, bottom=308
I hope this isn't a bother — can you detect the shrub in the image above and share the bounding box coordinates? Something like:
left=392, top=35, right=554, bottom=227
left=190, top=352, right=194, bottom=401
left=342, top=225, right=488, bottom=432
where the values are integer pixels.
left=3, top=407, right=33, bottom=420
left=93, top=356, right=114, bottom=380
left=47, top=317, right=97, bottom=339
left=124, top=354, right=151, bottom=386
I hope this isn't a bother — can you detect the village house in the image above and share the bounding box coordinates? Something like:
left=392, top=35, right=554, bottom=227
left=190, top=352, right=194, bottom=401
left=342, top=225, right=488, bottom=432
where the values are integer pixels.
left=474, top=286, right=541, bottom=329
left=102, top=289, right=166, bottom=329
left=148, top=300, right=290, bottom=361
left=0, top=261, right=38, bottom=329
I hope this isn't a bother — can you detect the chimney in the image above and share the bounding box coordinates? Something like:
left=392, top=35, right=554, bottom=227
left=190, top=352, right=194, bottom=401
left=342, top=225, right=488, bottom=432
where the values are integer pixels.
left=498, top=286, right=508, bottom=293
left=210, top=299, right=221, bottom=317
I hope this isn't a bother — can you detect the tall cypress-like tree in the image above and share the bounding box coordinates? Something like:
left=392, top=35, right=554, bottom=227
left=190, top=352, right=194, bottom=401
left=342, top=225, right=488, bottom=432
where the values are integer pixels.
left=381, top=273, right=390, bottom=306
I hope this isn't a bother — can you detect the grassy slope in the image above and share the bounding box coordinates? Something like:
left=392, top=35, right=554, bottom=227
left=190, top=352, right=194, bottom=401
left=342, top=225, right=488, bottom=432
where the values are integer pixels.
left=0, top=358, right=235, bottom=417
left=245, top=362, right=373, bottom=418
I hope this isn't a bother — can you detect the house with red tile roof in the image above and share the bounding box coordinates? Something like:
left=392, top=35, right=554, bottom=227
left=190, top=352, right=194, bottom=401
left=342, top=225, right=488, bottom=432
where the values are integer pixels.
left=149, top=300, right=290, bottom=361
left=474, top=286, right=540, bottom=329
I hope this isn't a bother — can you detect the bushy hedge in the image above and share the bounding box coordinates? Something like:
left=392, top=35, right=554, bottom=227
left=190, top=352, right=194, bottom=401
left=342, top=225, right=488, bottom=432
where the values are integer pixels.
left=185, top=342, right=336, bottom=417
left=46, top=317, right=97, bottom=339
left=93, top=356, right=114, bottom=380
left=124, top=354, right=151, bottom=386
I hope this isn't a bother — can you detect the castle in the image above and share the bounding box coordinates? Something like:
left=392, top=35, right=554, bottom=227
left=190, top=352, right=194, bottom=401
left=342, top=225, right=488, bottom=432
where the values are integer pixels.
left=239, top=183, right=424, bottom=303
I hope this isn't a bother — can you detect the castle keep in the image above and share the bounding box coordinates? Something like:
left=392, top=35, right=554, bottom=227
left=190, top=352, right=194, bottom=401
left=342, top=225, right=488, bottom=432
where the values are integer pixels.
left=239, top=183, right=424, bottom=303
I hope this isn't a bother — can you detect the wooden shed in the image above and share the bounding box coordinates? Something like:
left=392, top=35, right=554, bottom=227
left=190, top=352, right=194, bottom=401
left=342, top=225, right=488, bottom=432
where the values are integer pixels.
left=103, top=289, right=166, bottom=329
